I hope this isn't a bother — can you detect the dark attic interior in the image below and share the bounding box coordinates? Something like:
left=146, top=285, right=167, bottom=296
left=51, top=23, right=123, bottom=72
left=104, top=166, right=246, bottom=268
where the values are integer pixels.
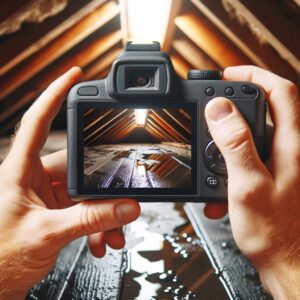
left=0, top=1, right=299, bottom=300
left=83, top=108, right=192, bottom=189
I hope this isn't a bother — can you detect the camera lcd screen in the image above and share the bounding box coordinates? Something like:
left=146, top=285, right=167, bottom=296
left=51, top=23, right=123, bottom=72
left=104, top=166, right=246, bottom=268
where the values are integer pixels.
left=79, top=102, right=197, bottom=195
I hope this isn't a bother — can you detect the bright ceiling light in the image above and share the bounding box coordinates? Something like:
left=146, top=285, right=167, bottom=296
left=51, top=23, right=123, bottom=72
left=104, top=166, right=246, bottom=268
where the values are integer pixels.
left=120, top=0, right=172, bottom=45
left=135, top=109, right=148, bottom=127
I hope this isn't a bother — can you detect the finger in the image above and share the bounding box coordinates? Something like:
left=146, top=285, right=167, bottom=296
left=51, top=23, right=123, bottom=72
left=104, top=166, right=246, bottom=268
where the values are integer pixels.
left=42, top=199, right=140, bottom=247
left=203, top=203, right=228, bottom=219
left=205, top=97, right=269, bottom=180
left=105, top=228, right=125, bottom=249
left=9, top=67, right=82, bottom=164
left=42, top=149, right=67, bottom=182
left=52, top=182, right=74, bottom=209
left=224, top=66, right=300, bottom=136
left=224, top=66, right=300, bottom=178
left=88, top=232, right=107, bottom=258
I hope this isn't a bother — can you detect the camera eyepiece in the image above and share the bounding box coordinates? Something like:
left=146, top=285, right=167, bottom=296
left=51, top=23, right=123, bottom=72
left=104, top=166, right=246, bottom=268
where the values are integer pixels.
left=130, top=71, right=155, bottom=88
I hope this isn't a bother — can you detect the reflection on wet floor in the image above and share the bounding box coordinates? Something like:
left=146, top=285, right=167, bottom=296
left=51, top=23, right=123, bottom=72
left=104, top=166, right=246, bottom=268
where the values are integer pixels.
left=120, top=203, right=229, bottom=300
left=84, top=144, right=192, bottom=189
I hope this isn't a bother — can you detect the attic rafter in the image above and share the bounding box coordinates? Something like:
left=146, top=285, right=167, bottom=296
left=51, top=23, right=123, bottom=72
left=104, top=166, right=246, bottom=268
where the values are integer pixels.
left=150, top=109, right=190, bottom=143
left=86, top=110, right=133, bottom=145
left=0, top=31, right=122, bottom=126
left=175, top=13, right=250, bottom=67
left=172, top=38, right=219, bottom=70
left=0, top=0, right=120, bottom=101
left=107, top=121, right=136, bottom=143
left=0, top=0, right=108, bottom=75
left=97, top=117, right=136, bottom=144
left=84, top=109, right=114, bottom=132
left=147, top=118, right=176, bottom=142
left=190, top=0, right=269, bottom=69
left=145, top=123, right=170, bottom=142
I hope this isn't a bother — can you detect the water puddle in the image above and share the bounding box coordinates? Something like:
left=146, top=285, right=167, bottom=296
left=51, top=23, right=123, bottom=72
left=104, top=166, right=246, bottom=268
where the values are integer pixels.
left=120, top=203, right=229, bottom=299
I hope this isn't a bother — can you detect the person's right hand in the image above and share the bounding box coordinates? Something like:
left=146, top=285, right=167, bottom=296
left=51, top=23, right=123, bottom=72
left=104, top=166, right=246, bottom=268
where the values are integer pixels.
left=203, top=66, right=300, bottom=299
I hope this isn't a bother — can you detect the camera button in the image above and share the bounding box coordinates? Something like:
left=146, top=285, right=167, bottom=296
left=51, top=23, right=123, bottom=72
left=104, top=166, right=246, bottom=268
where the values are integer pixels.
left=225, top=87, right=234, bottom=96
left=205, top=87, right=215, bottom=97
left=225, top=177, right=228, bottom=187
left=78, top=86, right=99, bottom=96
left=206, top=176, right=219, bottom=187
left=242, top=85, right=257, bottom=95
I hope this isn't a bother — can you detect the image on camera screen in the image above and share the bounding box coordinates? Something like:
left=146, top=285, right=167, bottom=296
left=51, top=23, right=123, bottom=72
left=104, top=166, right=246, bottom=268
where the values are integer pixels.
left=83, top=108, right=192, bottom=189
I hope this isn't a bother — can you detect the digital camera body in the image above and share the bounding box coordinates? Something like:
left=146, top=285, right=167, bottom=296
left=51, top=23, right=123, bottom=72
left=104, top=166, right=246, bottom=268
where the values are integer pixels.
left=67, top=42, right=267, bottom=202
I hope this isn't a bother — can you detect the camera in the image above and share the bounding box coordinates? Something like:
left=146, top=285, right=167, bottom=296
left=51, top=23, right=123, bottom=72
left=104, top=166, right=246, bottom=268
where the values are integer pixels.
left=67, top=42, right=267, bottom=202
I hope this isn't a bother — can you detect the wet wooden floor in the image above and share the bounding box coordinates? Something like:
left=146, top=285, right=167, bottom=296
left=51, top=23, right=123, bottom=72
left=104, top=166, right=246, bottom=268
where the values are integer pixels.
left=84, top=144, right=192, bottom=189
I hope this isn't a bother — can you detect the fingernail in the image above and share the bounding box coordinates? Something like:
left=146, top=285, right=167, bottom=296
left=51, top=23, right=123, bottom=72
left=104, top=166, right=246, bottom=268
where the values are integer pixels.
left=206, top=98, right=233, bottom=121
left=116, top=201, right=139, bottom=223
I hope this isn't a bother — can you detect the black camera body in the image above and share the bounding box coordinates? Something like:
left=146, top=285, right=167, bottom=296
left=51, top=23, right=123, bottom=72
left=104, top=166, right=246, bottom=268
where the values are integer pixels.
left=67, top=42, right=267, bottom=202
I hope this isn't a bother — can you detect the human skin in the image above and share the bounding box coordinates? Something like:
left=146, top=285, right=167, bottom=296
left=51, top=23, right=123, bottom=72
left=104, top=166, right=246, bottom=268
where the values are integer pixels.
left=203, top=66, right=300, bottom=299
left=0, top=67, right=141, bottom=300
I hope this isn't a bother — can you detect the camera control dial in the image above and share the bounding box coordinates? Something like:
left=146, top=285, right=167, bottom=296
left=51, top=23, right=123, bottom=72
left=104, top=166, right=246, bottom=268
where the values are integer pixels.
left=187, top=70, right=222, bottom=80
left=204, top=141, right=227, bottom=175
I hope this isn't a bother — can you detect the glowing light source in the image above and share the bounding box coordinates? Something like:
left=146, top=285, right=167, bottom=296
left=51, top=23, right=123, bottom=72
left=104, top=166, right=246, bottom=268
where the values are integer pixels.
left=135, top=109, right=148, bottom=127
left=121, top=0, right=172, bottom=45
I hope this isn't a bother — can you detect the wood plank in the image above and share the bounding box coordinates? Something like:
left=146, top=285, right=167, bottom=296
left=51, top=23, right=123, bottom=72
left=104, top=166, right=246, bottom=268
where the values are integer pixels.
left=172, top=38, right=220, bottom=70
left=162, top=0, right=183, bottom=51
left=0, top=31, right=122, bottom=125
left=0, top=0, right=108, bottom=76
left=175, top=13, right=251, bottom=67
left=0, top=1, right=120, bottom=101
left=190, top=0, right=269, bottom=69
left=194, top=0, right=300, bottom=85
left=170, top=53, right=193, bottom=79
left=239, top=0, right=300, bottom=64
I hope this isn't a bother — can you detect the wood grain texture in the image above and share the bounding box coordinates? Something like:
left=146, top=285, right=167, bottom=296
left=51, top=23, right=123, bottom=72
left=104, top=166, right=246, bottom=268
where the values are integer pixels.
left=0, top=1, right=120, bottom=101
left=175, top=13, right=251, bottom=67
left=26, top=238, right=124, bottom=300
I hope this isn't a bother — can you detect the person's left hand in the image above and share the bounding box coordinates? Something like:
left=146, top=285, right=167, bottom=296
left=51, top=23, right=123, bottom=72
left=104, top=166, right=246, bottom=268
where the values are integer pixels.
left=0, top=67, right=140, bottom=300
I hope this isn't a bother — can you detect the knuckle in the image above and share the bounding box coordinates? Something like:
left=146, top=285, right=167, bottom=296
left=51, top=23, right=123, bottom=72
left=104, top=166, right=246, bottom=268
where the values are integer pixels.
left=80, top=204, right=106, bottom=234
left=284, top=80, right=299, bottom=98
left=222, top=126, right=251, bottom=153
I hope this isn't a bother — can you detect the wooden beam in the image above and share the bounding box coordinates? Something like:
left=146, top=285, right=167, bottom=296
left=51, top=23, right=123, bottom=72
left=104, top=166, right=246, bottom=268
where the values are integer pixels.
left=0, top=31, right=122, bottom=125
left=147, top=119, right=174, bottom=142
left=172, top=38, right=219, bottom=70
left=175, top=13, right=251, bottom=67
left=162, top=0, right=183, bottom=51
left=193, top=0, right=300, bottom=85
left=145, top=124, right=169, bottom=142
left=190, top=0, right=269, bottom=69
left=0, top=1, right=120, bottom=101
left=170, top=53, right=192, bottom=79
left=237, top=0, right=300, bottom=72
left=0, top=0, right=108, bottom=76
left=150, top=110, right=189, bottom=143
left=163, top=109, right=191, bottom=135
left=86, top=110, right=131, bottom=145
left=84, top=47, right=122, bottom=80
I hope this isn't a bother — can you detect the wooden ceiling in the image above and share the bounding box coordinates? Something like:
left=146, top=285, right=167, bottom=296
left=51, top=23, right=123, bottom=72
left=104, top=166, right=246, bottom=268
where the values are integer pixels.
left=84, top=108, right=192, bottom=145
left=0, top=0, right=299, bottom=136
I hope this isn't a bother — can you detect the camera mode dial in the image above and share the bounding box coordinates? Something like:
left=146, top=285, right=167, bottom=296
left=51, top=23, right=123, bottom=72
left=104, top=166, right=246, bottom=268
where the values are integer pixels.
left=187, top=70, right=222, bottom=80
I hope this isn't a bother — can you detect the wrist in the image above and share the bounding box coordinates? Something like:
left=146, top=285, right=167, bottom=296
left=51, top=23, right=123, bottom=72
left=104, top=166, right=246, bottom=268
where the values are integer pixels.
left=257, top=261, right=300, bottom=300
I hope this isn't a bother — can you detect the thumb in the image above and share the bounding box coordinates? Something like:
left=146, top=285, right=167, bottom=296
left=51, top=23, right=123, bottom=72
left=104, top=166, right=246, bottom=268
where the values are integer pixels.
left=41, top=199, right=140, bottom=246
left=205, top=97, right=265, bottom=178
